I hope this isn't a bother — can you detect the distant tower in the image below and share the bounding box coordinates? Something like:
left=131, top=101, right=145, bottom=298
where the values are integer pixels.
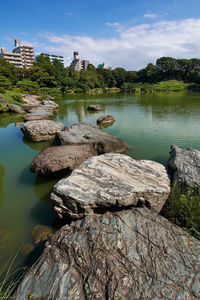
left=73, top=51, right=79, bottom=60
left=14, top=39, right=20, bottom=47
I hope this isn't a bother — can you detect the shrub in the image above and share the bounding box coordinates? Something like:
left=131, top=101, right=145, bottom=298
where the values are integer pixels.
left=38, top=87, right=62, bottom=98
left=11, top=94, right=23, bottom=103
left=0, top=103, right=8, bottom=112
left=0, top=87, right=6, bottom=94
left=161, top=182, right=200, bottom=240
left=16, top=79, right=39, bottom=92
left=0, top=76, right=12, bottom=90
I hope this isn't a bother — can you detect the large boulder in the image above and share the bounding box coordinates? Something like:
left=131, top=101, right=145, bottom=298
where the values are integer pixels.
left=14, top=207, right=200, bottom=300
left=55, top=123, right=127, bottom=154
left=167, top=145, right=200, bottom=192
left=21, top=120, right=63, bottom=142
left=30, top=144, right=97, bottom=175
left=51, top=153, right=170, bottom=220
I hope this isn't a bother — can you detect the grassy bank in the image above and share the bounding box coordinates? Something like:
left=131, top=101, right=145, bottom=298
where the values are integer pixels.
left=121, top=80, right=190, bottom=93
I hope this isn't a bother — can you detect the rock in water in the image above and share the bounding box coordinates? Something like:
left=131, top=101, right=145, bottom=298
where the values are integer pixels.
left=14, top=207, right=200, bottom=300
left=167, top=145, right=200, bottom=192
left=23, top=110, right=54, bottom=121
left=21, top=120, right=63, bottom=142
left=97, top=115, right=115, bottom=126
left=87, top=104, right=103, bottom=111
left=30, top=145, right=97, bottom=175
left=32, top=225, right=53, bottom=244
left=8, top=104, right=25, bottom=114
left=55, top=123, right=127, bottom=154
left=51, top=153, right=170, bottom=220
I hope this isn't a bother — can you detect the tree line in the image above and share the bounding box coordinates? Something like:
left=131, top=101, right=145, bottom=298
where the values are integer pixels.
left=0, top=55, right=200, bottom=94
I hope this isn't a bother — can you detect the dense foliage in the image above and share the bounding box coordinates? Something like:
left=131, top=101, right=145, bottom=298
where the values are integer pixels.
left=0, top=55, right=200, bottom=94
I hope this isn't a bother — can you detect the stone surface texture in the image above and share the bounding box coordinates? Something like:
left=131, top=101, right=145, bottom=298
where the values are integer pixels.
left=21, top=120, right=63, bottom=142
left=55, top=123, right=127, bottom=154
left=51, top=153, right=170, bottom=220
left=30, top=144, right=97, bottom=175
left=167, top=145, right=200, bottom=191
left=14, top=207, right=200, bottom=300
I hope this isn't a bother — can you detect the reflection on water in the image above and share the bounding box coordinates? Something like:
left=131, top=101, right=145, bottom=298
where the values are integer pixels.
left=0, top=164, right=5, bottom=210
left=0, top=92, right=200, bottom=269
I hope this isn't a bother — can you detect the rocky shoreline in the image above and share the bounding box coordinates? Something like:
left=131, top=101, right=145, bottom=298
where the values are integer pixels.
left=13, top=100, right=200, bottom=299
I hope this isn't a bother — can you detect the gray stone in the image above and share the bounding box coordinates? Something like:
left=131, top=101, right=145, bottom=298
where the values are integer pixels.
left=55, top=123, right=127, bottom=154
left=8, top=104, right=25, bottom=114
left=14, top=207, right=200, bottom=300
left=22, top=104, right=40, bottom=112
left=21, top=120, right=63, bottom=142
left=167, top=145, right=200, bottom=192
left=41, top=100, right=58, bottom=109
left=23, top=110, right=54, bottom=121
left=87, top=104, right=103, bottom=111
left=30, top=144, right=97, bottom=175
left=51, top=153, right=170, bottom=220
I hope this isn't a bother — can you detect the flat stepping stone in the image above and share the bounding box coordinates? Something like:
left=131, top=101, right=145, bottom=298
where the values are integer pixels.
left=23, top=110, right=54, bottom=121
left=30, top=144, right=97, bottom=175
left=55, top=122, right=127, bottom=154
left=21, top=120, right=63, bottom=142
left=51, top=153, right=170, bottom=220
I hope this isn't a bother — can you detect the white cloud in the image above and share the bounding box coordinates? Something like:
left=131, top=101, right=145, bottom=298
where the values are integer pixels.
left=106, top=22, right=124, bottom=32
left=143, top=13, right=158, bottom=19
left=38, top=18, right=200, bottom=70
left=65, top=12, right=73, bottom=16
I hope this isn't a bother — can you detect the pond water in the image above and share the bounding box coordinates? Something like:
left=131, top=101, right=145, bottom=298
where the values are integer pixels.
left=0, top=92, right=200, bottom=270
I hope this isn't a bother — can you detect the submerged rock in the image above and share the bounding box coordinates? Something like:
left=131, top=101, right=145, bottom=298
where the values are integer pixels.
left=14, top=207, right=200, bottom=300
left=55, top=123, right=127, bottom=154
left=30, top=144, right=97, bottom=175
left=20, top=243, right=34, bottom=256
left=32, top=225, right=53, bottom=244
left=167, top=145, right=200, bottom=192
left=21, top=120, right=63, bottom=142
left=51, top=153, right=170, bottom=220
left=97, top=115, right=115, bottom=126
left=87, top=104, right=103, bottom=111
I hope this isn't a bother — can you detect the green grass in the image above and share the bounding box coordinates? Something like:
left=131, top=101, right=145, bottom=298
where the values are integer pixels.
left=0, top=90, right=24, bottom=106
left=161, top=182, right=200, bottom=240
left=0, top=250, right=27, bottom=299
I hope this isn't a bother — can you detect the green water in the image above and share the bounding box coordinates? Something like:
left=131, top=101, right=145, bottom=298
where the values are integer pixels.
left=0, top=92, right=200, bottom=269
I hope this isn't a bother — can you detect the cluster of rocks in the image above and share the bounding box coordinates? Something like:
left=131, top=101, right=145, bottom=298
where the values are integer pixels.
left=15, top=121, right=200, bottom=300
left=0, top=93, right=59, bottom=122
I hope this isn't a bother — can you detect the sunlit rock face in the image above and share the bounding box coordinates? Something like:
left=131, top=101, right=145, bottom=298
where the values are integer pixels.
left=50, top=153, right=170, bottom=220
left=54, top=123, right=128, bottom=154
left=168, top=145, right=200, bottom=192
left=14, top=207, right=200, bottom=300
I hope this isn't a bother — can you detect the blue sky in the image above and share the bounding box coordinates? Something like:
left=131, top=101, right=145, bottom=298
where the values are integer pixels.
left=1, top=0, right=200, bottom=70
